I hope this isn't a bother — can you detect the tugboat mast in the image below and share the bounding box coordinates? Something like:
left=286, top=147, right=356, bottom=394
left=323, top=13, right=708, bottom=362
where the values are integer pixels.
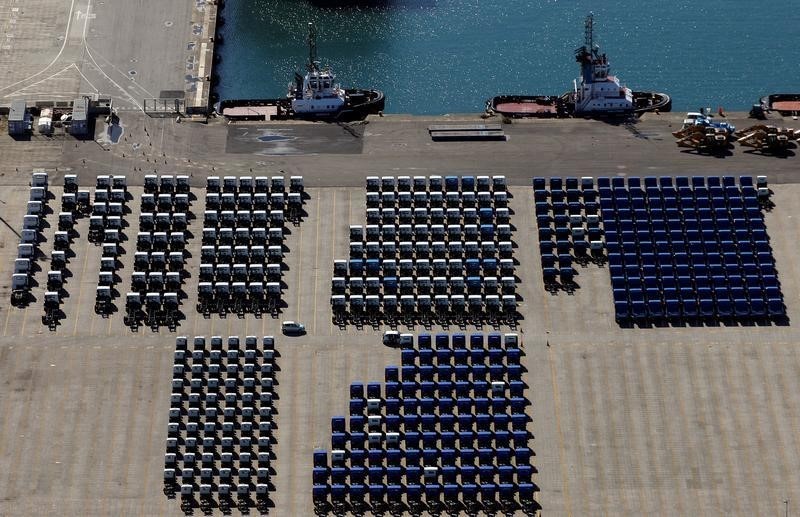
left=575, top=13, right=597, bottom=76
left=307, top=22, right=319, bottom=73
left=584, top=12, right=594, bottom=56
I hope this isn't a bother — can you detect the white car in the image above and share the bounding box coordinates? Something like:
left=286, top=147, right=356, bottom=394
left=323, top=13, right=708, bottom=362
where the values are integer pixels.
left=281, top=321, right=305, bottom=335
left=382, top=331, right=399, bottom=346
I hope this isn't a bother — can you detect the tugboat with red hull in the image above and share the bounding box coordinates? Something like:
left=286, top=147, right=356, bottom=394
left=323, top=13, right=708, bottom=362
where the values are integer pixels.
left=758, top=94, right=800, bottom=116
left=219, top=23, right=384, bottom=122
left=487, top=14, right=671, bottom=119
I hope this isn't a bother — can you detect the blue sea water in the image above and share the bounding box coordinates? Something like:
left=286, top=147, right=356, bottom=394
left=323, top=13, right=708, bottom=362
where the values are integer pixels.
left=214, top=0, right=800, bottom=114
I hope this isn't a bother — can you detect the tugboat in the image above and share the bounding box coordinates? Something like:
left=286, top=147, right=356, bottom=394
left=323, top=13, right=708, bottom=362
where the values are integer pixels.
left=756, top=94, right=800, bottom=117
left=567, top=14, right=637, bottom=116
left=219, top=23, right=384, bottom=121
left=486, top=13, right=671, bottom=119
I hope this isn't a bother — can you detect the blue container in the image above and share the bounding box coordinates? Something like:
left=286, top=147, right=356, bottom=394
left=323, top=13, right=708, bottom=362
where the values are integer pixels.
left=440, top=432, right=456, bottom=449
left=418, top=349, right=434, bottom=365
left=442, top=465, right=458, bottom=482
left=422, top=448, right=438, bottom=463
left=350, top=483, right=366, bottom=498
left=462, top=482, right=479, bottom=499
left=350, top=415, right=367, bottom=433
left=367, top=382, right=381, bottom=399
left=418, top=334, right=432, bottom=348
left=511, top=413, right=528, bottom=431
left=350, top=432, right=366, bottom=448
left=513, top=430, right=529, bottom=447
left=437, top=381, right=453, bottom=397
left=312, top=484, right=329, bottom=501
left=498, top=465, right=515, bottom=482
left=368, top=483, right=385, bottom=502
left=350, top=448, right=366, bottom=466
left=331, top=416, right=346, bottom=433
left=517, top=463, right=534, bottom=482
left=387, top=484, right=403, bottom=500
left=385, top=366, right=399, bottom=382
left=480, top=482, right=497, bottom=500
left=518, top=482, right=535, bottom=499
left=366, top=259, right=380, bottom=273
left=330, top=483, right=347, bottom=499
left=331, top=432, right=347, bottom=448
left=405, top=466, right=421, bottom=482
left=385, top=415, right=401, bottom=431
left=313, top=451, right=328, bottom=467
left=350, top=466, right=366, bottom=482
left=515, top=447, right=533, bottom=464
left=313, top=467, right=329, bottom=484
left=383, top=276, right=397, bottom=291
left=384, top=386, right=400, bottom=402
left=445, top=176, right=459, bottom=191
left=494, top=412, right=511, bottom=428
left=386, top=467, right=402, bottom=483
left=331, top=467, right=347, bottom=483
left=420, top=397, right=435, bottom=414
left=368, top=450, right=384, bottom=466
left=386, top=449, right=403, bottom=467
left=424, top=483, right=441, bottom=499
left=455, top=381, right=471, bottom=396
left=405, top=449, right=421, bottom=466
left=349, top=398, right=364, bottom=415
left=420, top=381, right=436, bottom=398
left=457, top=413, right=474, bottom=430
left=462, top=176, right=475, bottom=192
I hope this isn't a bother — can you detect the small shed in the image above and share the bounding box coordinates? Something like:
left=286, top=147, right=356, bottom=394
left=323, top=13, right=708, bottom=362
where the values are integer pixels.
left=8, top=100, right=30, bottom=135
left=69, top=97, right=89, bottom=136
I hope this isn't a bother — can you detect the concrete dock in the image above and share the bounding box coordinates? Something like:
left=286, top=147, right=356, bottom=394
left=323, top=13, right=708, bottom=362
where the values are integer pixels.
left=1, top=0, right=800, bottom=515
left=0, top=0, right=213, bottom=112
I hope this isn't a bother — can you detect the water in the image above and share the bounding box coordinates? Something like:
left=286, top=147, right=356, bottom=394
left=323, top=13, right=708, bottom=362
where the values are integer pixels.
left=215, top=0, right=800, bottom=115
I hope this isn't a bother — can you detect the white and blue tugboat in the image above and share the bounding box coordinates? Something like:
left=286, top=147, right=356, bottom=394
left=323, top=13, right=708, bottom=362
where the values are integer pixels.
left=570, top=13, right=634, bottom=116
left=288, top=23, right=347, bottom=117
left=568, top=13, right=670, bottom=117
left=220, top=23, right=384, bottom=121
left=487, top=13, right=671, bottom=119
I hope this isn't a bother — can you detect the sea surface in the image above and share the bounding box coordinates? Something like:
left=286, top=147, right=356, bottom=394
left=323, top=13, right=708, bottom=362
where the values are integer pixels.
left=214, top=0, right=800, bottom=115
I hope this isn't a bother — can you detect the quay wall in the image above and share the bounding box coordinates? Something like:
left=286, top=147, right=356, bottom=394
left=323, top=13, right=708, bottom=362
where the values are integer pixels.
left=187, top=0, right=220, bottom=115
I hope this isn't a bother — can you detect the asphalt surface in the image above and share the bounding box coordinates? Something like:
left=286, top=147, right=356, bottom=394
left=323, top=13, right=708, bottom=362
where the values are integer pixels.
left=0, top=180, right=799, bottom=516
left=225, top=123, right=366, bottom=155
left=1, top=110, right=799, bottom=189
left=1, top=0, right=800, bottom=515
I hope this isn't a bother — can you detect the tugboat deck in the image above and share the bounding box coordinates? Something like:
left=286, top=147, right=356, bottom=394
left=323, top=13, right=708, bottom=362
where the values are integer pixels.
left=772, top=100, right=800, bottom=112
left=495, top=101, right=558, bottom=114
left=222, top=105, right=278, bottom=119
